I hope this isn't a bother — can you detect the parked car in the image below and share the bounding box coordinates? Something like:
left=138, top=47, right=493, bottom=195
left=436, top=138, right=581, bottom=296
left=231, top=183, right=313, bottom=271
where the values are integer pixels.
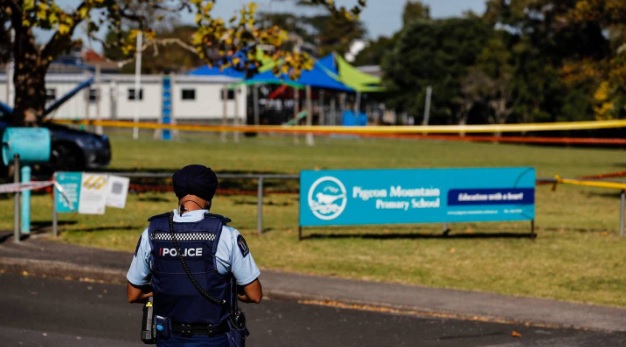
left=0, top=101, right=111, bottom=177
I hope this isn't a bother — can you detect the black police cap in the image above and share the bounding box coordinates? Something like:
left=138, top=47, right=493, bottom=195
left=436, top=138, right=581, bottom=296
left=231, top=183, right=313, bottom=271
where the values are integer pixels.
left=172, top=164, right=218, bottom=202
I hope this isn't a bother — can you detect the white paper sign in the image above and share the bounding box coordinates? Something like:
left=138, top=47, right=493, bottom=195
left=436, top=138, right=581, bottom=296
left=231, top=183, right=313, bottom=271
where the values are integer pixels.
left=106, top=175, right=130, bottom=208
left=78, top=173, right=108, bottom=214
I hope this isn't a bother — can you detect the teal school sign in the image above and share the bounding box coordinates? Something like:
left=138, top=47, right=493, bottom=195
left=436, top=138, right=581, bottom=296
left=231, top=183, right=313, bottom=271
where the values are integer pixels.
left=299, top=167, right=535, bottom=227
left=55, top=171, right=82, bottom=213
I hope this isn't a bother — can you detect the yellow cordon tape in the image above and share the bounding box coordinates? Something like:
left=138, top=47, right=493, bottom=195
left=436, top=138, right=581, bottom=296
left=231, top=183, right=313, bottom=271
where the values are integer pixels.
left=554, top=175, right=626, bottom=190
left=51, top=119, right=626, bottom=134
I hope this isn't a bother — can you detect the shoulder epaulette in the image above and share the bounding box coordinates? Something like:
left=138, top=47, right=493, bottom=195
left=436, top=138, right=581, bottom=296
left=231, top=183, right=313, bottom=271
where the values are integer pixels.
left=148, top=212, right=172, bottom=222
left=204, top=213, right=232, bottom=224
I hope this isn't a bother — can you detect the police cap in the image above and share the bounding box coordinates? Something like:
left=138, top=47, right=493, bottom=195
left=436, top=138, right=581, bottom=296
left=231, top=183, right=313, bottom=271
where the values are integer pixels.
left=172, top=164, right=218, bottom=202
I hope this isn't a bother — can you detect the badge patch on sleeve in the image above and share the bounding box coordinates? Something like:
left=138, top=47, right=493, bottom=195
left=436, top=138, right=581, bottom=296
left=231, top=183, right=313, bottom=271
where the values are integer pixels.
left=237, top=235, right=250, bottom=258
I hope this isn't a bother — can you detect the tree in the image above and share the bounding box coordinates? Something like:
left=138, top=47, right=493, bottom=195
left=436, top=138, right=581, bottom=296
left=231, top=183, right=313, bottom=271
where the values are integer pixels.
left=402, top=0, right=430, bottom=27
left=104, top=25, right=205, bottom=74
left=0, top=0, right=366, bottom=126
left=382, top=16, right=492, bottom=125
left=352, top=36, right=396, bottom=66
left=257, top=2, right=366, bottom=57
left=483, top=0, right=626, bottom=122
left=461, top=33, right=514, bottom=126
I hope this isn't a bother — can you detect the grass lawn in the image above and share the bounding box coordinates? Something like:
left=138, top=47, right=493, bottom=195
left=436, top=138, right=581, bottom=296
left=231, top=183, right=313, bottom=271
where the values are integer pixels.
left=4, top=130, right=626, bottom=308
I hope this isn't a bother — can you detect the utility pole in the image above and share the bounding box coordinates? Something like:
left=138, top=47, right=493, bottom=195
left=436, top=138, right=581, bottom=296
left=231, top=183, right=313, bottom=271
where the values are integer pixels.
left=422, top=86, right=432, bottom=126
left=133, top=32, right=142, bottom=140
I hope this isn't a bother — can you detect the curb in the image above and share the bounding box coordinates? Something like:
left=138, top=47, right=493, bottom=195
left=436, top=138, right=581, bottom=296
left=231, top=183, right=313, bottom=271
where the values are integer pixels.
left=0, top=257, right=127, bottom=284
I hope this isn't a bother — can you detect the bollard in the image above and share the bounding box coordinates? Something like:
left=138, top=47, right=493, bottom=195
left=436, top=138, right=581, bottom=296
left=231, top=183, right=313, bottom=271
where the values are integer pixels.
left=13, top=154, right=20, bottom=242
left=20, top=165, right=31, bottom=234
left=619, top=190, right=626, bottom=236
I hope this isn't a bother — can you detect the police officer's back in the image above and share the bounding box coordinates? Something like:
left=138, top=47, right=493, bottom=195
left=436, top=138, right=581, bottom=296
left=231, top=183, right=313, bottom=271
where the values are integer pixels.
left=126, top=164, right=262, bottom=346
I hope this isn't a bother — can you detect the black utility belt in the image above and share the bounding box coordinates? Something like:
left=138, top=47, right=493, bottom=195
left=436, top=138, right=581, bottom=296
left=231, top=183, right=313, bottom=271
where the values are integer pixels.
left=171, top=320, right=230, bottom=337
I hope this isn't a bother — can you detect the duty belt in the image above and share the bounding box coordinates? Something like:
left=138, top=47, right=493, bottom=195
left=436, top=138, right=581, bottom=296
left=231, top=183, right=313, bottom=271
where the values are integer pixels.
left=172, top=320, right=230, bottom=337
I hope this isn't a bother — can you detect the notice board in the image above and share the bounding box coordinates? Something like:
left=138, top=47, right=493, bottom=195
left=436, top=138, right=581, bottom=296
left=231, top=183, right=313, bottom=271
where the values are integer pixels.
left=299, top=167, right=535, bottom=227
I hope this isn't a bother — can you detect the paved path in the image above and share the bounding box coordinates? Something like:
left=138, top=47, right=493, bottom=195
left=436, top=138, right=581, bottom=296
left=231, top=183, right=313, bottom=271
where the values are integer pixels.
left=1, top=233, right=625, bottom=332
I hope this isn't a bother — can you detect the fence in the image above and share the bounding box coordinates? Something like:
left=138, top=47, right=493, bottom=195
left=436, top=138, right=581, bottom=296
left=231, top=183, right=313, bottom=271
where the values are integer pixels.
left=11, top=171, right=626, bottom=240
left=51, top=172, right=299, bottom=237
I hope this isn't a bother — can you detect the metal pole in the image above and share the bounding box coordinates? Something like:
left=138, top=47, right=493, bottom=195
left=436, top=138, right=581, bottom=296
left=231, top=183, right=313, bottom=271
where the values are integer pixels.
left=13, top=154, right=20, bottom=242
left=619, top=190, right=626, bottom=236
left=305, top=85, right=314, bottom=146
left=53, top=172, right=58, bottom=237
left=84, top=71, right=90, bottom=130
left=293, top=87, right=300, bottom=144
left=354, top=91, right=361, bottom=116
left=221, top=86, right=227, bottom=142
left=133, top=31, right=142, bottom=140
left=257, top=176, right=264, bottom=235
left=422, top=86, right=432, bottom=126
left=234, top=87, right=240, bottom=143
left=319, top=90, right=325, bottom=126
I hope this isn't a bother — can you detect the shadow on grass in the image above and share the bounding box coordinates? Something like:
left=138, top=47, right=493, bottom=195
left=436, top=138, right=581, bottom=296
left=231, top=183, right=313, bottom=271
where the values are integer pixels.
left=0, top=221, right=80, bottom=243
left=233, top=199, right=294, bottom=206
left=94, top=168, right=299, bottom=194
left=68, top=225, right=140, bottom=233
left=302, top=231, right=537, bottom=240
left=138, top=195, right=170, bottom=202
left=29, top=221, right=137, bottom=233
left=29, top=220, right=77, bottom=232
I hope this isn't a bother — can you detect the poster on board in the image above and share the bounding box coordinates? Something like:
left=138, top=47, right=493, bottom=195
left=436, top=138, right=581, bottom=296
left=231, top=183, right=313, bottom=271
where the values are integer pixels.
left=78, top=173, right=108, bottom=214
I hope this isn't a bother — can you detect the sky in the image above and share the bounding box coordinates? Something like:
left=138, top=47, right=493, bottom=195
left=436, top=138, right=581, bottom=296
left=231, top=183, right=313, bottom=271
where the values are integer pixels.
left=211, top=0, right=487, bottom=39
left=53, top=0, right=487, bottom=51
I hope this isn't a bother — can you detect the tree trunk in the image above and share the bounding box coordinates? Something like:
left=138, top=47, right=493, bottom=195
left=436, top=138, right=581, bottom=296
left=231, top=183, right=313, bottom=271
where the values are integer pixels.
left=12, top=26, right=48, bottom=127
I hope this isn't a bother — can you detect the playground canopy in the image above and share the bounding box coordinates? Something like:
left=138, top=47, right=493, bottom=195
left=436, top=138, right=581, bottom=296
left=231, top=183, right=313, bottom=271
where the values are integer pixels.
left=318, top=53, right=384, bottom=92
left=188, top=52, right=383, bottom=93
left=244, top=59, right=354, bottom=92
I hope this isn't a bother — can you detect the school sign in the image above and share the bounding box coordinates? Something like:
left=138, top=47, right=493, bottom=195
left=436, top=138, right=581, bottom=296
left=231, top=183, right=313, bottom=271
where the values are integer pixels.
left=299, top=167, right=535, bottom=229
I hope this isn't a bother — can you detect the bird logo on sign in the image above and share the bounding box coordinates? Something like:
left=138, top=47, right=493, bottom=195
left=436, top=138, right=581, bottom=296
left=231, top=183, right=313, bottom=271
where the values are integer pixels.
left=307, top=176, right=347, bottom=220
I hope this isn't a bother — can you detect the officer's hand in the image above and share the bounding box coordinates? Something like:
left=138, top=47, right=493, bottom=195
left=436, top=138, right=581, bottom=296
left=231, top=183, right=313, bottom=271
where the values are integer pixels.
left=237, top=279, right=262, bottom=304
left=127, top=282, right=153, bottom=303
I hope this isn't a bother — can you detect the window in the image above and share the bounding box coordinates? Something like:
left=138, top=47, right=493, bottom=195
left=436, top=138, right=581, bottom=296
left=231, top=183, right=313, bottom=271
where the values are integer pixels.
left=45, top=88, right=56, bottom=102
left=220, top=88, right=235, bottom=100
left=128, top=88, right=144, bottom=100
left=89, top=88, right=98, bottom=103
left=181, top=89, right=196, bottom=100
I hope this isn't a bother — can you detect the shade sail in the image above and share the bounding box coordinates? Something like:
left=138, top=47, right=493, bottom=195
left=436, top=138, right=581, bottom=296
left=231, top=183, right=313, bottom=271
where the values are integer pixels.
left=244, top=60, right=354, bottom=92
left=319, top=53, right=384, bottom=92
left=188, top=52, right=383, bottom=93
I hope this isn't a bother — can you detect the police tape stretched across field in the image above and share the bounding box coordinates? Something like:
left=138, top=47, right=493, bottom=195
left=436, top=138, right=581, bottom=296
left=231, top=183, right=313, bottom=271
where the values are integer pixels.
left=126, top=164, right=262, bottom=347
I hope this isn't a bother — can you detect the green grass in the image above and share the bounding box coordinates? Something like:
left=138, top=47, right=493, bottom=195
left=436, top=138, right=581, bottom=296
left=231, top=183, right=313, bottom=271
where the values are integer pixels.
left=4, top=130, right=626, bottom=308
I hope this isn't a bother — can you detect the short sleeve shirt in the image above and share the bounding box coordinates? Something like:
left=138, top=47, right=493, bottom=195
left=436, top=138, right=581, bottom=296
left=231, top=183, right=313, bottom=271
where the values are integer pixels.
left=126, top=209, right=261, bottom=287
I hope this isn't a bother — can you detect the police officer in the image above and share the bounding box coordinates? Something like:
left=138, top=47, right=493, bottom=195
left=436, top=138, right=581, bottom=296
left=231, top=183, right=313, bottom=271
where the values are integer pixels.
left=127, top=164, right=262, bottom=346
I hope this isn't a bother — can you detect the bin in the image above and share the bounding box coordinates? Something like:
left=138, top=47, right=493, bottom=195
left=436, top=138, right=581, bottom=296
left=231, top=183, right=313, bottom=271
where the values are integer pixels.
left=2, top=127, right=51, bottom=165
